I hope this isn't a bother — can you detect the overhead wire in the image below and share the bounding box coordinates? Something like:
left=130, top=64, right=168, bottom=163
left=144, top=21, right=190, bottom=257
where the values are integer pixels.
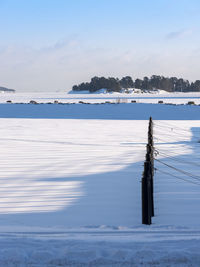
left=154, top=148, right=200, bottom=160
left=154, top=122, right=190, bottom=132
left=154, top=126, right=193, bottom=137
left=155, top=151, right=200, bottom=167
left=154, top=132, right=187, bottom=139
left=155, top=158, right=200, bottom=182
left=155, top=168, right=200, bottom=186
left=154, top=122, right=200, bottom=140
left=154, top=136, right=185, bottom=144
left=154, top=121, right=192, bottom=131
left=145, top=120, right=200, bottom=187
left=154, top=126, right=200, bottom=141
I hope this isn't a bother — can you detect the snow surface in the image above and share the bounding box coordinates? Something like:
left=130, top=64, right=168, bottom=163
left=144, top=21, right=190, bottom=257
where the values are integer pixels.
left=0, top=102, right=200, bottom=120
left=0, top=231, right=200, bottom=266
left=0, top=93, right=200, bottom=266
left=1, top=91, right=200, bottom=104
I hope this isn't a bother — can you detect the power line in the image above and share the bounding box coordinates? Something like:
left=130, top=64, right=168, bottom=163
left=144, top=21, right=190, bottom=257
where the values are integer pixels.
left=154, top=131, right=192, bottom=141
left=155, top=158, right=200, bottom=182
left=154, top=126, right=193, bottom=138
left=155, top=151, right=200, bottom=167
left=154, top=121, right=192, bottom=132
left=155, top=168, right=200, bottom=186
left=154, top=124, right=200, bottom=140
left=154, top=122, right=200, bottom=139
left=153, top=121, right=200, bottom=188
left=154, top=136, right=185, bottom=144
left=154, top=136, right=198, bottom=145
left=154, top=148, right=200, bottom=160
left=154, top=122, right=189, bottom=132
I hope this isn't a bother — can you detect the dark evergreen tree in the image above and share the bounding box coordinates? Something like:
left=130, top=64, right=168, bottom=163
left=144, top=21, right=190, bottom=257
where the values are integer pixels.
left=142, top=77, right=151, bottom=90
left=134, top=78, right=143, bottom=89
left=72, top=75, right=200, bottom=93
left=119, top=76, right=134, bottom=88
left=72, top=76, right=122, bottom=93
left=191, top=80, right=200, bottom=91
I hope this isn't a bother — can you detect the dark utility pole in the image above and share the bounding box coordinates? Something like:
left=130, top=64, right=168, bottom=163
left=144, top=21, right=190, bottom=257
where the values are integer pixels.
left=142, top=117, right=154, bottom=225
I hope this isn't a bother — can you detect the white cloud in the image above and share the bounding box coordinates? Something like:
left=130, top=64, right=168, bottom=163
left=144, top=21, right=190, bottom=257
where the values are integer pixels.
left=166, top=29, right=194, bottom=40
left=166, top=30, right=186, bottom=40
left=0, top=38, right=200, bottom=91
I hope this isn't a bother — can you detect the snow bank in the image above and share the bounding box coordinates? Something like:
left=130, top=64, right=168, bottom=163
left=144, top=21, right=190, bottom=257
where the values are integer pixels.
left=0, top=231, right=200, bottom=266
left=1, top=91, right=200, bottom=104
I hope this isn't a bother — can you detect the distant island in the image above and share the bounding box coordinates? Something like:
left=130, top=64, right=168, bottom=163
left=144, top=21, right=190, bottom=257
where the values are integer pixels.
left=0, top=86, right=15, bottom=93
left=72, top=75, right=200, bottom=93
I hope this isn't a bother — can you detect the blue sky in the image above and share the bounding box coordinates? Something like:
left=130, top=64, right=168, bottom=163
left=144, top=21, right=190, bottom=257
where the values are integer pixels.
left=0, top=0, right=200, bottom=91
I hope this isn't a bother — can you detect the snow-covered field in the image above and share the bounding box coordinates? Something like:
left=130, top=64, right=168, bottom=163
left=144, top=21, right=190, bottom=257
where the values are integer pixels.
left=1, top=91, right=200, bottom=104
left=0, top=92, right=200, bottom=266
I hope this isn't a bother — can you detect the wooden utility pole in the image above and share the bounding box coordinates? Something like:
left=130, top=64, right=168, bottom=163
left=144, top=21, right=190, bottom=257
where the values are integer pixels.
left=142, top=117, right=154, bottom=225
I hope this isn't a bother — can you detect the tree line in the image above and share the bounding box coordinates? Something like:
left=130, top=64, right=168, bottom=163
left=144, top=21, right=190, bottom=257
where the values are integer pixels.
left=72, top=75, right=200, bottom=93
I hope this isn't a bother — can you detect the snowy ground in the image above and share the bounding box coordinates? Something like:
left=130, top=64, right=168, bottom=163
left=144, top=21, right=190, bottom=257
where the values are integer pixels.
left=1, top=91, right=200, bottom=104
left=0, top=93, right=199, bottom=266
left=0, top=231, right=200, bottom=266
